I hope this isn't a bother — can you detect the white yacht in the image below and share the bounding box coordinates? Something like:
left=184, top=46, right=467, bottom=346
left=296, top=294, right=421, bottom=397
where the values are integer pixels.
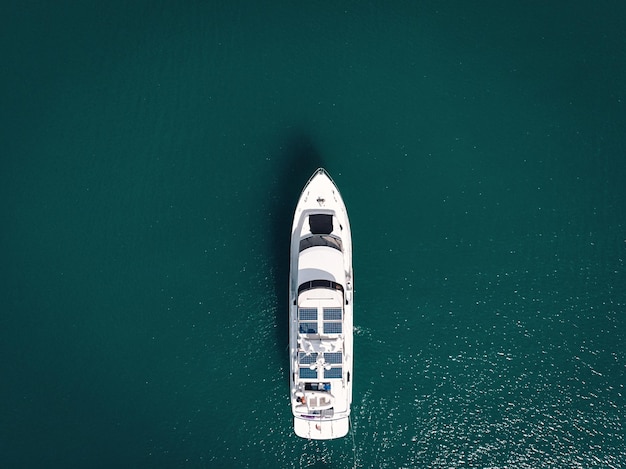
left=289, top=168, right=353, bottom=440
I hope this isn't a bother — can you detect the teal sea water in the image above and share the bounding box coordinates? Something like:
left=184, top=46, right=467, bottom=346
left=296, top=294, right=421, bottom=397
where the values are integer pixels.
left=2, top=1, right=625, bottom=467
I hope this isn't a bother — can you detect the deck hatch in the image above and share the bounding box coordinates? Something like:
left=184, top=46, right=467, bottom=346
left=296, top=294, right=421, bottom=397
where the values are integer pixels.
left=309, top=214, right=333, bottom=235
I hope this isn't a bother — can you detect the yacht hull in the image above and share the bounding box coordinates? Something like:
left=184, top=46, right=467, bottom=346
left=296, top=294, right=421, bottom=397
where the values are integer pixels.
left=289, top=168, right=353, bottom=440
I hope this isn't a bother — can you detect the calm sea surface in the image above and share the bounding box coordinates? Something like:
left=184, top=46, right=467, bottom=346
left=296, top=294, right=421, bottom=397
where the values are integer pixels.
left=2, top=1, right=625, bottom=467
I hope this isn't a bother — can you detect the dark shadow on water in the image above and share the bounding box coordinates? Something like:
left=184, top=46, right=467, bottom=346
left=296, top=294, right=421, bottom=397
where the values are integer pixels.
left=269, top=129, right=325, bottom=370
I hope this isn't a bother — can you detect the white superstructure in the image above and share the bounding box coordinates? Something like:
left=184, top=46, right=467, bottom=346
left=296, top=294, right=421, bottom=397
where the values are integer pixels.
left=289, top=168, right=353, bottom=440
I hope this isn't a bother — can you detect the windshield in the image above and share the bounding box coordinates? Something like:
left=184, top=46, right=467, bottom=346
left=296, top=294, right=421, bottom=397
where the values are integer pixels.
left=299, top=234, right=343, bottom=252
